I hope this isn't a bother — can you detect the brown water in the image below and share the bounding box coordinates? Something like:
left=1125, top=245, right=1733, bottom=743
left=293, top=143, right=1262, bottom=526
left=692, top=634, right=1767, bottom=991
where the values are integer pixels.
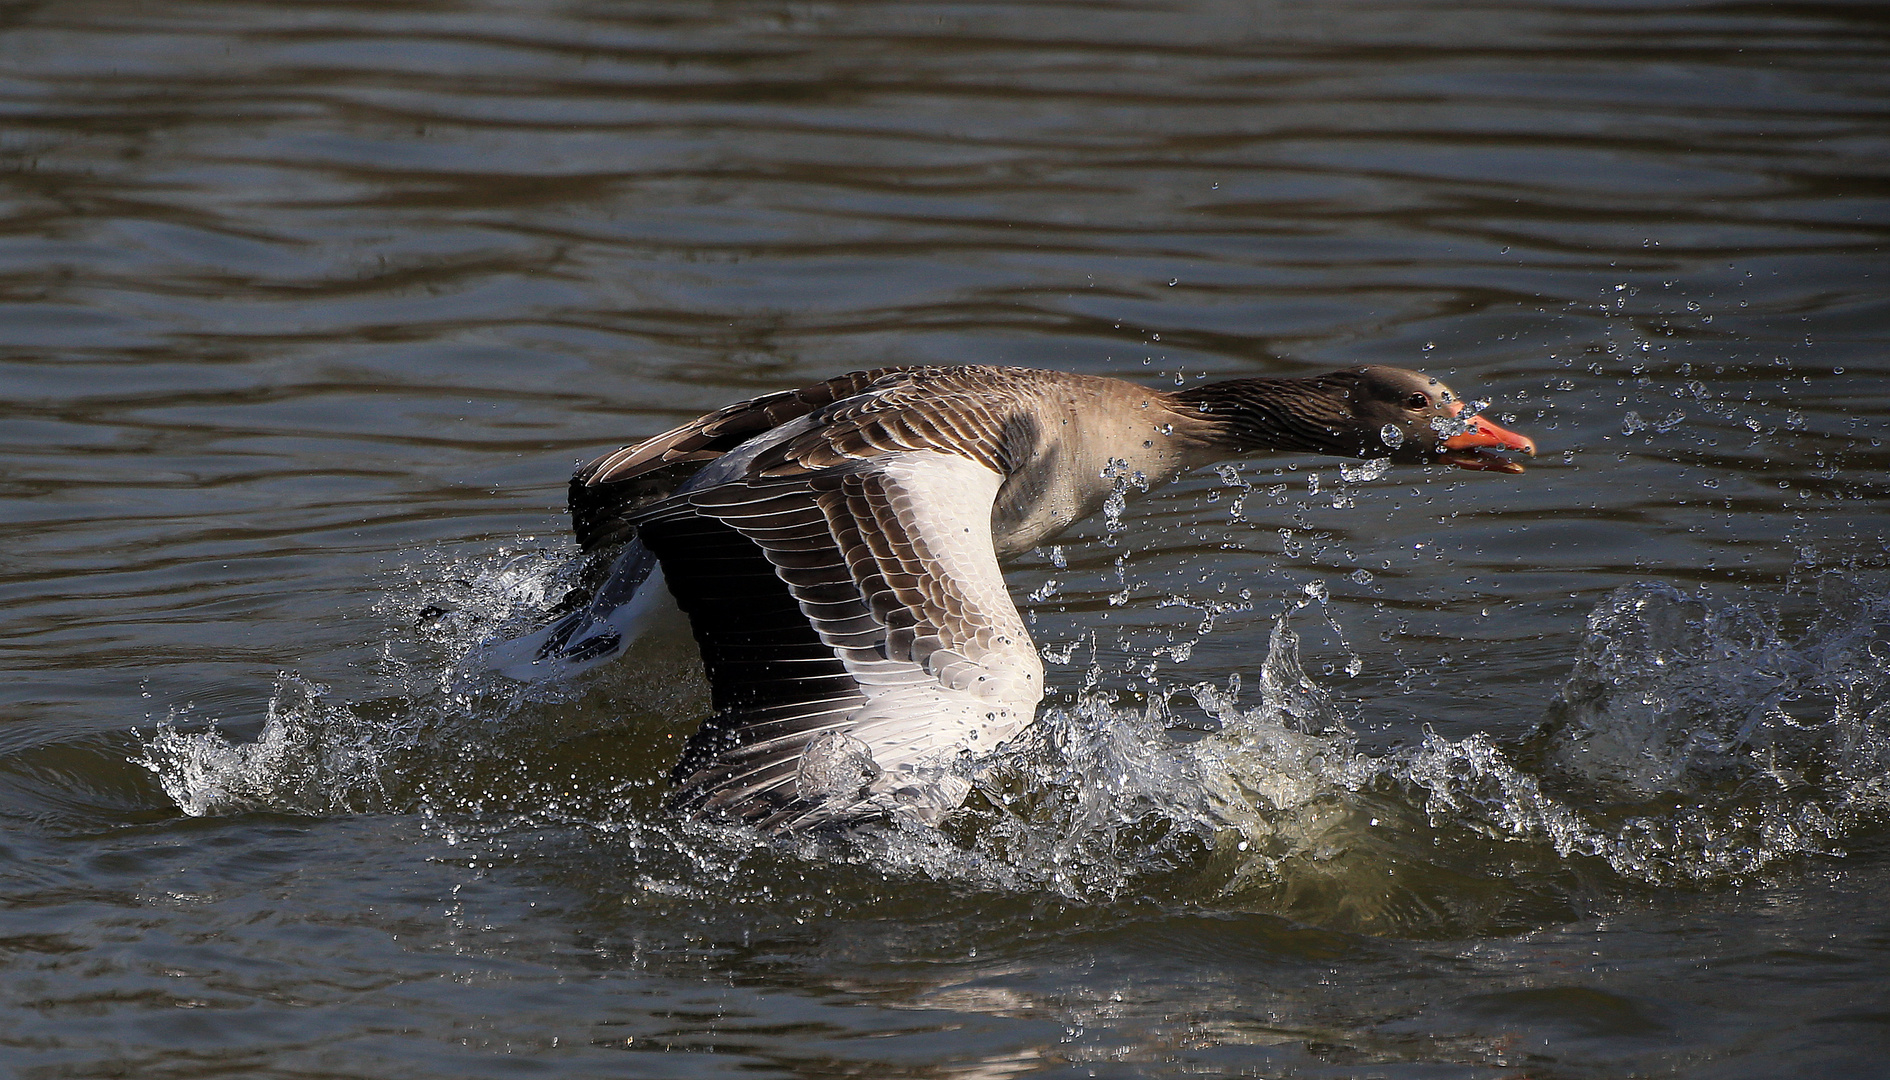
left=4, top=0, right=1889, bottom=1076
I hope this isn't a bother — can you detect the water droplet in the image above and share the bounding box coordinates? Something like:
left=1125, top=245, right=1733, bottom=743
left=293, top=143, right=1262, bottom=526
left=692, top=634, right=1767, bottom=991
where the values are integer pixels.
left=1342, top=457, right=1391, bottom=482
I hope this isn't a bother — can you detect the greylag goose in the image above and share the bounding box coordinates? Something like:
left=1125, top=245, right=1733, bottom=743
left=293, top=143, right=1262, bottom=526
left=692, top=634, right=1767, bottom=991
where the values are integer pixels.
left=515, top=365, right=1534, bottom=833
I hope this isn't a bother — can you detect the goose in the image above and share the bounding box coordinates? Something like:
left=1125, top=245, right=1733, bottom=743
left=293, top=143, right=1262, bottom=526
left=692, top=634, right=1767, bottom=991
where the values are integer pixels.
left=494, top=364, right=1534, bottom=833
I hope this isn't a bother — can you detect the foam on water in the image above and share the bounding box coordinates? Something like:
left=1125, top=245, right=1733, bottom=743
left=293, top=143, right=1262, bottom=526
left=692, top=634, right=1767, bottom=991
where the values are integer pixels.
left=134, top=553, right=1890, bottom=934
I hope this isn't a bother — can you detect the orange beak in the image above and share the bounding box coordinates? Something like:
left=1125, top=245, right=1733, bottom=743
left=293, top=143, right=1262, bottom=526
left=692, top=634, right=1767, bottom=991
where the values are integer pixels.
left=1439, top=406, right=1536, bottom=473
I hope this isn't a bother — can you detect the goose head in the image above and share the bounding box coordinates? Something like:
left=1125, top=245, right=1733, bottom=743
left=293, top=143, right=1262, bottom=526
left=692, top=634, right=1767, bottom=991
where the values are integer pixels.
left=1175, top=364, right=1537, bottom=473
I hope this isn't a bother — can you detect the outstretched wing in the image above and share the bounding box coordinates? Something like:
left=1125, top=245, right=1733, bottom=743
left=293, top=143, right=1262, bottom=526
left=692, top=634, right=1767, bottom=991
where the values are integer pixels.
left=567, top=366, right=928, bottom=551
left=638, top=449, right=1043, bottom=833
left=574, top=363, right=1073, bottom=551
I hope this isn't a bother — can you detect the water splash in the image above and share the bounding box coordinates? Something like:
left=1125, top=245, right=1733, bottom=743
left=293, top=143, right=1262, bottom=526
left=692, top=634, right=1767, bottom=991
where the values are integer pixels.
left=1099, top=457, right=1150, bottom=548
left=858, top=579, right=1890, bottom=933
left=384, top=544, right=590, bottom=697
left=1339, top=457, right=1391, bottom=483
left=1538, top=579, right=1890, bottom=879
left=133, top=548, right=1890, bottom=936
left=133, top=675, right=402, bottom=817
left=133, top=544, right=705, bottom=822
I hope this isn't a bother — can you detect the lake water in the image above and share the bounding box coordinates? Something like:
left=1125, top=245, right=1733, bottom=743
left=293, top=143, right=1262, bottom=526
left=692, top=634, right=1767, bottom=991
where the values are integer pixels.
left=3, top=0, right=1888, bottom=1076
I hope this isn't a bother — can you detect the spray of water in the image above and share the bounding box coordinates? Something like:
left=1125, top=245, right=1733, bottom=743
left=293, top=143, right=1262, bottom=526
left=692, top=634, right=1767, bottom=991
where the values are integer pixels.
left=133, top=544, right=1890, bottom=935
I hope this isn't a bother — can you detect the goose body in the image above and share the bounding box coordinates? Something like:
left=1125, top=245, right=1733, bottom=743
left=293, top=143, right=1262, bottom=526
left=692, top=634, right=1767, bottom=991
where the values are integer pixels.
left=499, top=365, right=1533, bottom=832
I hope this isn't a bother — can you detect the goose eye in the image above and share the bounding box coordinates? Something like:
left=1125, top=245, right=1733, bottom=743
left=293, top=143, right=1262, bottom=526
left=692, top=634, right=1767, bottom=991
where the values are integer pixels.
left=1406, top=391, right=1430, bottom=408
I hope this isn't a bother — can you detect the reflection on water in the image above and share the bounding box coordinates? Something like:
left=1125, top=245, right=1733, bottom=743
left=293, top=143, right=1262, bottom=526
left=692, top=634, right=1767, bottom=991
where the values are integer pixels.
left=2, top=0, right=1888, bottom=1075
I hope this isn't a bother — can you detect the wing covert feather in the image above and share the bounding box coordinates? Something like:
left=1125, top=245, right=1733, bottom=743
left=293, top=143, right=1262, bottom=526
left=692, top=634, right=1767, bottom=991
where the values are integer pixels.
left=566, top=366, right=925, bottom=550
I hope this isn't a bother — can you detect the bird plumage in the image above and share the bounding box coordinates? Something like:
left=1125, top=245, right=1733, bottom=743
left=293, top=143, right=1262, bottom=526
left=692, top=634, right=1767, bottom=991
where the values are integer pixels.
left=496, top=364, right=1534, bottom=831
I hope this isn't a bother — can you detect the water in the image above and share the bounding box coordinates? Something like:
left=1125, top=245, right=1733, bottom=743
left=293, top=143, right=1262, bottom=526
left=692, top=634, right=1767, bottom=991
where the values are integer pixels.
left=3, top=0, right=1888, bottom=1075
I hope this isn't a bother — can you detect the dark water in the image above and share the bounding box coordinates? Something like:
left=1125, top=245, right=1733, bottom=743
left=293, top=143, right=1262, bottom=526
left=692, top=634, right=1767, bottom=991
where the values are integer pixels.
left=4, top=0, right=1889, bottom=1075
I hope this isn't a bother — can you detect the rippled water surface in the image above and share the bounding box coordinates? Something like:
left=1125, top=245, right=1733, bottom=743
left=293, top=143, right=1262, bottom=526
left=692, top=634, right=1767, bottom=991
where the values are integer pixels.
left=3, top=0, right=1888, bottom=1076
